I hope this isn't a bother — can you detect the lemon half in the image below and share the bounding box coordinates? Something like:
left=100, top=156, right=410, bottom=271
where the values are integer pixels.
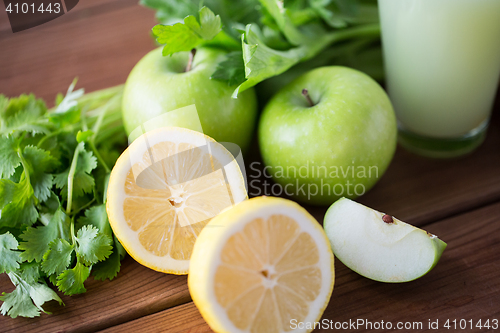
left=106, top=127, right=247, bottom=274
left=189, top=196, right=335, bottom=333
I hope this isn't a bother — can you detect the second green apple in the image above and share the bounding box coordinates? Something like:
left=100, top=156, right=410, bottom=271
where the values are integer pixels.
left=259, top=66, right=397, bottom=205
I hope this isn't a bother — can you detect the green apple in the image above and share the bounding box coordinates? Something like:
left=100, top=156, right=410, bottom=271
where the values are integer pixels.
left=122, top=47, right=258, bottom=152
left=324, top=198, right=447, bottom=282
left=258, top=66, right=397, bottom=205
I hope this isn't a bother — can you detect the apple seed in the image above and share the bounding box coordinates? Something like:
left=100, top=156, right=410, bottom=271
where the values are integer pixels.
left=382, top=214, right=393, bottom=223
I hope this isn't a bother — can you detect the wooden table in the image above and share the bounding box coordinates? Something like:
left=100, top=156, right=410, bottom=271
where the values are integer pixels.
left=1, top=1, right=499, bottom=332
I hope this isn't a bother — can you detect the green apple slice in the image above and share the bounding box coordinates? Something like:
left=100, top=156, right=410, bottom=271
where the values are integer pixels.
left=324, top=198, right=447, bottom=283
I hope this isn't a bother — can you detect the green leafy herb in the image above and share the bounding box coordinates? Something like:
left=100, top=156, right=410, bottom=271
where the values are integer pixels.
left=140, top=0, right=200, bottom=25
left=56, top=262, right=90, bottom=296
left=0, top=173, right=38, bottom=228
left=91, top=236, right=125, bottom=281
left=0, top=233, right=21, bottom=274
left=41, top=239, right=74, bottom=276
left=0, top=81, right=127, bottom=318
left=234, top=22, right=379, bottom=96
left=74, top=225, right=112, bottom=266
left=19, top=209, right=68, bottom=262
left=53, top=143, right=97, bottom=201
left=0, top=94, right=49, bottom=136
left=153, top=6, right=222, bottom=56
left=76, top=205, right=125, bottom=281
left=0, top=262, right=63, bottom=318
left=0, top=136, right=21, bottom=179
left=210, top=51, right=246, bottom=86
left=145, top=0, right=382, bottom=96
left=22, top=146, right=58, bottom=202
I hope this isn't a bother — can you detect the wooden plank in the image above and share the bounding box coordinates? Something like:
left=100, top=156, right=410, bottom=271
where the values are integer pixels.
left=1, top=0, right=500, bottom=331
left=0, top=256, right=191, bottom=333
left=4, top=121, right=500, bottom=333
left=0, top=1, right=157, bottom=103
left=100, top=302, right=210, bottom=333
left=1, top=0, right=499, bottom=228
left=1, top=80, right=499, bottom=332
left=5, top=113, right=496, bottom=332
left=100, top=201, right=500, bottom=333
left=104, top=302, right=211, bottom=333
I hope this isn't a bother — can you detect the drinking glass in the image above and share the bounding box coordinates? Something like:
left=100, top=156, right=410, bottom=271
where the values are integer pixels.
left=379, top=0, right=500, bottom=158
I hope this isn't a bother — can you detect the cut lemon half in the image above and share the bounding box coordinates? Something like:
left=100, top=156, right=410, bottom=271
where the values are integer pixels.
left=106, top=127, right=247, bottom=274
left=189, top=196, right=334, bottom=333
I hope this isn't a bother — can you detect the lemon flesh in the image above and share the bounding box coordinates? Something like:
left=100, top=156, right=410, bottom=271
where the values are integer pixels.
left=189, top=196, right=334, bottom=333
left=106, top=127, right=247, bottom=274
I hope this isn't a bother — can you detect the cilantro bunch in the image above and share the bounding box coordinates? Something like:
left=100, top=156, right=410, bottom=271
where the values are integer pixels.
left=142, top=0, right=382, bottom=98
left=0, top=81, right=126, bottom=318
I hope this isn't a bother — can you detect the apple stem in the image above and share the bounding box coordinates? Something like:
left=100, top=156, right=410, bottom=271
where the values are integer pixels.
left=382, top=214, right=394, bottom=224
left=185, top=48, right=196, bottom=72
left=302, top=89, right=315, bottom=107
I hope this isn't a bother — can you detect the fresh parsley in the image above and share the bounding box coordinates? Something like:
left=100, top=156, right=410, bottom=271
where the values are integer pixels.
left=0, top=82, right=126, bottom=318
left=144, top=0, right=382, bottom=97
left=152, top=6, right=222, bottom=56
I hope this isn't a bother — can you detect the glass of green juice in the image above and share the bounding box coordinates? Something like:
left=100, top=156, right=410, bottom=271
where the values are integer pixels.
left=379, top=0, right=500, bottom=158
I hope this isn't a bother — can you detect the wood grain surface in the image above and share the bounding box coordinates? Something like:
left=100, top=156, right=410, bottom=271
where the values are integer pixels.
left=1, top=1, right=500, bottom=332
left=101, top=201, right=500, bottom=333
left=0, top=0, right=156, bottom=103
left=0, top=258, right=190, bottom=333
left=0, top=111, right=499, bottom=332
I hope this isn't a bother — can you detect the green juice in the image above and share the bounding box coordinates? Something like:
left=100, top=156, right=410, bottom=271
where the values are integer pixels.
left=379, top=0, right=500, bottom=139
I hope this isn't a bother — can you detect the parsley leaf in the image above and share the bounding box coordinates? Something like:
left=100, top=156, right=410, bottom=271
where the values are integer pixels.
left=141, top=0, right=261, bottom=39
left=233, top=22, right=380, bottom=96
left=77, top=205, right=111, bottom=237
left=0, top=81, right=127, bottom=318
left=56, top=261, right=90, bottom=295
left=186, top=6, right=222, bottom=40
left=0, top=232, right=22, bottom=274
left=54, top=79, right=84, bottom=114
left=91, top=236, right=125, bottom=281
left=0, top=145, right=56, bottom=228
left=0, top=94, right=49, bottom=136
left=259, top=0, right=306, bottom=45
left=0, top=95, right=8, bottom=114
left=153, top=7, right=222, bottom=56
left=47, top=108, right=80, bottom=129
left=54, top=143, right=97, bottom=199
left=76, top=130, right=94, bottom=143
left=311, top=0, right=379, bottom=27
left=22, top=146, right=58, bottom=202
left=75, top=225, right=112, bottom=265
left=0, top=262, right=63, bottom=318
left=0, top=136, right=21, bottom=179
left=310, top=0, right=351, bottom=28
left=41, top=239, right=74, bottom=276
left=77, top=206, right=125, bottom=281
left=0, top=173, right=38, bottom=228
left=233, top=24, right=301, bottom=97
left=19, top=209, right=68, bottom=262
left=211, top=51, right=247, bottom=86
left=140, top=0, right=200, bottom=25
